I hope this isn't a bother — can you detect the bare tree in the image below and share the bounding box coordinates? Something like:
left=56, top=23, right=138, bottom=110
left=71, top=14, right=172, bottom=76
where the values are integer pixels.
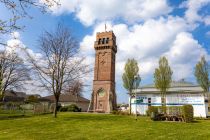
left=66, top=80, right=83, bottom=98
left=0, top=0, right=59, bottom=34
left=27, top=24, right=89, bottom=118
left=0, top=50, right=30, bottom=101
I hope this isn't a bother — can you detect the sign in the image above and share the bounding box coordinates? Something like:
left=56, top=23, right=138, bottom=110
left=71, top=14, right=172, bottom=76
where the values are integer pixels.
left=167, top=93, right=204, bottom=105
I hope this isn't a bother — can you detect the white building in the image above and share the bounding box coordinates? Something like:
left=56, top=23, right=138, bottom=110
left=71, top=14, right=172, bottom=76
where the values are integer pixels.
left=130, top=80, right=209, bottom=118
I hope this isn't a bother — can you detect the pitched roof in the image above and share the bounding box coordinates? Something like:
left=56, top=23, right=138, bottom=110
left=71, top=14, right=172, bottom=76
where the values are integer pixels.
left=41, top=94, right=89, bottom=102
left=4, top=96, right=25, bottom=102
left=5, top=90, right=26, bottom=98
left=136, top=80, right=203, bottom=94
left=141, top=80, right=197, bottom=88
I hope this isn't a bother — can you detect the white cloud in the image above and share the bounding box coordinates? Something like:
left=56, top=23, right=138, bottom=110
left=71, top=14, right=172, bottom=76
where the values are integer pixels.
left=204, top=15, right=210, bottom=25
left=48, top=0, right=78, bottom=15
left=180, top=0, right=210, bottom=24
left=4, top=32, right=48, bottom=95
left=206, top=31, right=210, bottom=37
left=80, top=17, right=210, bottom=86
left=6, top=38, right=23, bottom=53
left=50, top=0, right=172, bottom=26
left=165, top=32, right=208, bottom=80
left=11, top=31, right=20, bottom=39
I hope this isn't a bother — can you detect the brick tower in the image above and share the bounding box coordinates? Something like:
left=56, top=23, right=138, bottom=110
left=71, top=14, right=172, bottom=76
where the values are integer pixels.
left=92, top=31, right=117, bottom=113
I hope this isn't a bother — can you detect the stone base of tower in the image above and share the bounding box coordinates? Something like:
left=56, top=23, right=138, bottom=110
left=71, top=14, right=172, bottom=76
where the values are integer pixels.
left=92, top=80, right=117, bottom=113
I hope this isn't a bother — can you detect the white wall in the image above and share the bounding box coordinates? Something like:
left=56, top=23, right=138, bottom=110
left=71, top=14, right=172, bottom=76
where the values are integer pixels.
left=130, top=93, right=208, bottom=117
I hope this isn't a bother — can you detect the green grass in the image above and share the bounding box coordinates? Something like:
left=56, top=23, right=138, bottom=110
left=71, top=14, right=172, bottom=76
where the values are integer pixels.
left=1, top=113, right=210, bottom=140
left=0, top=109, right=34, bottom=119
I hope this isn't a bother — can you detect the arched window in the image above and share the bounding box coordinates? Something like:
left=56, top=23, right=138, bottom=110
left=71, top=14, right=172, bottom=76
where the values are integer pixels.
left=98, top=88, right=105, bottom=97
left=98, top=38, right=101, bottom=44
left=106, top=38, right=109, bottom=44
left=102, top=38, right=105, bottom=44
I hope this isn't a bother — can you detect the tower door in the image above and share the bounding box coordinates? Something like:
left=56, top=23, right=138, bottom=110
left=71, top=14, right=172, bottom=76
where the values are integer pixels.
left=98, top=100, right=104, bottom=110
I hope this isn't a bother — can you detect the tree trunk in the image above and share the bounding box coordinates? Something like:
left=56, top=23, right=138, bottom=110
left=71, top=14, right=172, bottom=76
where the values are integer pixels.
left=0, top=96, right=3, bottom=102
left=161, top=92, right=166, bottom=114
left=0, top=90, right=3, bottom=102
left=129, top=95, right=131, bottom=114
left=54, top=98, right=58, bottom=118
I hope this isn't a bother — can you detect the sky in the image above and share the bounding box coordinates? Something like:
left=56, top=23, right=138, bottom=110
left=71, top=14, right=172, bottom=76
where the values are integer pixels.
left=0, top=0, right=210, bottom=103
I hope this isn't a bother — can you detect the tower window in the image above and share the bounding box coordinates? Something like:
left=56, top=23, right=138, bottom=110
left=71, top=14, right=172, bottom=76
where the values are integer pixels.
left=98, top=38, right=101, bottom=44
left=106, top=38, right=109, bottom=44
left=102, top=38, right=105, bottom=44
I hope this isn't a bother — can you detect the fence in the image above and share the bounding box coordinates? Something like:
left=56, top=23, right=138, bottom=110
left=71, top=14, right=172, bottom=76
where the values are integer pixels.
left=0, top=102, right=51, bottom=118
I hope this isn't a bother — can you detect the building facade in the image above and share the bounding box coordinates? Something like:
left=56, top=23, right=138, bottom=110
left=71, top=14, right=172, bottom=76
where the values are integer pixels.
left=130, top=81, right=209, bottom=117
left=41, top=94, right=90, bottom=112
left=92, top=31, right=117, bottom=113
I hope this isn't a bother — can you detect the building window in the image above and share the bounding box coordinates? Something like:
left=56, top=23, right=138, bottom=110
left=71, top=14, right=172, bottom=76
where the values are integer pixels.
left=148, top=98, right=151, bottom=107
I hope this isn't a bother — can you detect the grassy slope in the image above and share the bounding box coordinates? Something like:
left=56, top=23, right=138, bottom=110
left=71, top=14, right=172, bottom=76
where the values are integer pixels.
left=0, top=113, right=210, bottom=140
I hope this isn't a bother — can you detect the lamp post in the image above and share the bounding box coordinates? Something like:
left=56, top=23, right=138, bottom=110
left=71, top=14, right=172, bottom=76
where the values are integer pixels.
left=135, top=86, right=137, bottom=121
left=134, top=74, right=140, bottom=121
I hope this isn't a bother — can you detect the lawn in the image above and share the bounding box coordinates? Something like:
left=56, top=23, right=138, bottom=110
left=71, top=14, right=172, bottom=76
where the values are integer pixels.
left=1, top=113, right=210, bottom=140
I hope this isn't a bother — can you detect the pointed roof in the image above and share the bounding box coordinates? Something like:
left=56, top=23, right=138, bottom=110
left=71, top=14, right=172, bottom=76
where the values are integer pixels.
left=41, top=94, right=89, bottom=102
left=137, top=79, right=203, bottom=94
left=141, top=80, right=197, bottom=88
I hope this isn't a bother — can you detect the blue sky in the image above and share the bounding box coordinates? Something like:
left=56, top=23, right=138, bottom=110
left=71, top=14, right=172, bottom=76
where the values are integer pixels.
left=1, top=0, right=210, bottom=103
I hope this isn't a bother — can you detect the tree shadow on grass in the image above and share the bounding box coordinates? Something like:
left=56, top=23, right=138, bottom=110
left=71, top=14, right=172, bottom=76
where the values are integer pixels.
left=0, top=114, right=32, bottom=120
left=62, top=113, right=125, bottom=122
left=191, top=120, right=201, bottom=123
left=0, top=113, right=51, bottom=120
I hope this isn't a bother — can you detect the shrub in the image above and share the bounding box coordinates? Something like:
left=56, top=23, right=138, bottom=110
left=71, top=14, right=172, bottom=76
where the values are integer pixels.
left=146, top=105, right=194, bottom=122
left=167, top=106, right=182, bottom=116
left=50, top=103, right=62, bottom=113
left=59, top=106, right=68, bottom=112
left=182, top=105, right=194, bottom=123
left=59, top=104, right=81, bottom=112
left=148, top=107, right=159, bottom=121
left=34, top=104, right=44, bottom=114
left=159, top=106, right=167, bottom=114
left=147, top=106, right=158, bottom=116
left=111, top=110, right=118, bottom=114
left=111, top=110, right=130, bottom=115
left=68, top=104, right=81, bottom=112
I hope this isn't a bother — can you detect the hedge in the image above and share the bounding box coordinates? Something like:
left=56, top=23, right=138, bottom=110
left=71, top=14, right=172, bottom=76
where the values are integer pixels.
left=182, top=105, right=194, bottom=123
left=60, top=104, right=81, bottom=112
left=146, top=105, right=194, bottom=122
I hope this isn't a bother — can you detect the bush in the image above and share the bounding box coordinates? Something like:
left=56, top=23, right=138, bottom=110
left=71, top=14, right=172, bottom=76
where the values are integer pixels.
left=67, top=104, right=81, bottom=112
left=167, top=106, right=182, bottom=116
left=182, top=105, right=194, bottom=123
left=111, top=110, right=119, bottom=114
left=159, top=106, right=167, bottom=114
left=34, top=104, right=44, bottom=114
left=50, top=103, right=62, bottom=113
left=146, top=105, right=194, bottom=122
left=59, top=106, right=68, bottom=112
left=111, top=110, right=130, bottom=115
left=60, top=104, right=81, bottom=112
left=146, top=106, right=158, bottom=116
left=147, top=106, right=159, bottom=121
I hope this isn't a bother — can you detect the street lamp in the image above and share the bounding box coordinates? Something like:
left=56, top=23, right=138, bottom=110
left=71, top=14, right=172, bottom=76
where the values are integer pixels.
left=134, top=74, right=140, bottom=121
